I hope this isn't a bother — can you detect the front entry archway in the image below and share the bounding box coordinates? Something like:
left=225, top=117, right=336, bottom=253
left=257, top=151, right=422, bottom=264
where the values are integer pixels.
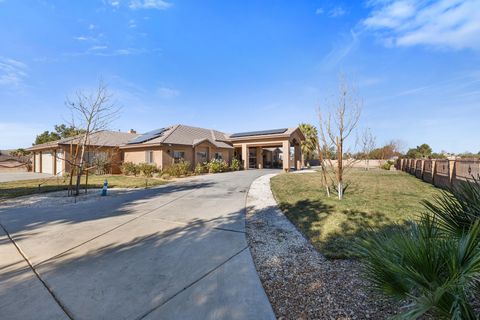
left=230, top=128, right=305, bottom=172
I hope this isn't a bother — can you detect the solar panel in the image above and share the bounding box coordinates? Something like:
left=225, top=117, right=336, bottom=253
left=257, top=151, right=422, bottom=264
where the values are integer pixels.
left=127, top=128, right=167, bottom=144
left=230, top=128, right=288, bottom=138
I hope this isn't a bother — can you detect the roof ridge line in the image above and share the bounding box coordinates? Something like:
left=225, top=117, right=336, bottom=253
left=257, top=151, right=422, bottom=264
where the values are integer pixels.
left=210, top=129, right=217, bottom=141
left=160, top=124, right=180, bottom=143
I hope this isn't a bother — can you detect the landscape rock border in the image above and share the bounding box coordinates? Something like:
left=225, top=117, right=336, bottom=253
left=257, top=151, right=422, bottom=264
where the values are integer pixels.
left=246, top=173, right=401, bottom=319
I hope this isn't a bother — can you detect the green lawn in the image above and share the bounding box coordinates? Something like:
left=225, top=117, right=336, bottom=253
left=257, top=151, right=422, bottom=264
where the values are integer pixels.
left=0, top=174, right=169, bottom=200
left=270, top=169, right=444, bottom=259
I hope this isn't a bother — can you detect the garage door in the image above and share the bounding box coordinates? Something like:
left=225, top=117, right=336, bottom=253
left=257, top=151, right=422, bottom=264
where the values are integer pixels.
left=34, top=153, right=41, bottom=173
left=55, top=150, right=63, bottom=175
left=41, top=151, right=53, bottom=174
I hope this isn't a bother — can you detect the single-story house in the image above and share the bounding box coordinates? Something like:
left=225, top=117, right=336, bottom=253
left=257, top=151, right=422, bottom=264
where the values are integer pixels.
left=26, top=124, right=305, bottom=174
left=27, top=131, right=139, bottom=175
left=120, top=124, right=234, bottom=169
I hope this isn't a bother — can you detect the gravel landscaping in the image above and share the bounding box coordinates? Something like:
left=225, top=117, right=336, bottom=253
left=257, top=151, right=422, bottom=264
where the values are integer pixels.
left=0, top=187, right=136, bottom=208
left=246, top=173, right=402, bottom=319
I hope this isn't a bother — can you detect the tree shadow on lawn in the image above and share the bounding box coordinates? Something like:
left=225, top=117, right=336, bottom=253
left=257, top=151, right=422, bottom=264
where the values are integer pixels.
left=278, top=199, right=412, bottom=259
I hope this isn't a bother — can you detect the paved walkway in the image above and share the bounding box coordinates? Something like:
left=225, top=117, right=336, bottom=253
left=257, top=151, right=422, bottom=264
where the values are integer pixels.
left=0, top=170, right=277, bottom=320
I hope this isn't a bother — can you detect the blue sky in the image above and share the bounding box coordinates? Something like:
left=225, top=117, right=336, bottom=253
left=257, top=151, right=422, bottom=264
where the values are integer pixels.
left=0, top=0, right=479, bottom=153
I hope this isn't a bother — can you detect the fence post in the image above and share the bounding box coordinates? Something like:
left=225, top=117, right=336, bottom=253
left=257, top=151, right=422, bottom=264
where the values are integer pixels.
left=449, top=159, right=456, bottom=188
left=431, top=160, right=436, bottom=185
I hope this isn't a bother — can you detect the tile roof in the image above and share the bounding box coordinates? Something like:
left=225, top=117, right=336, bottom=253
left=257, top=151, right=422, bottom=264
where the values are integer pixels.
left=125, top=124, right=233, bottom=149
left=27, top=130, right=140, bottom=151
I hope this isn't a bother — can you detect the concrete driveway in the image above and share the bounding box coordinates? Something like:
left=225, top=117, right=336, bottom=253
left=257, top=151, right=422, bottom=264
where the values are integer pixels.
left=0, top=172, right=53, bottom=182
left=0, top=170, right=277, bottom=320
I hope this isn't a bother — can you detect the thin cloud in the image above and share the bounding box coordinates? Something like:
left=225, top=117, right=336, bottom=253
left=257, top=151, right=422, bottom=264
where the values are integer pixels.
left=315, top=8, right=324, bottom=15
left=74, top=36, right=91, bottom=41
left=129, top=0, right=172, bottom=10
left=105, top=0, right=120, bottom=8
left=363, top=0, right=480, bottom=50
left=0, top=57, right=28, bottom=87
left=329, top=6, right=346, bottom=17
left=66, top=47, right=151, bottom=57
left=88, top=45, right=108, bottom=51
left=157, top=86, right=179, bottom=98
left=322, top=29, right=360, bottom=67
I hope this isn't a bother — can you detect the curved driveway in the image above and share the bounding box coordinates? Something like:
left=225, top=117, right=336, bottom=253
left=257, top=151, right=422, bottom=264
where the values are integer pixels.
left=0, top=170, right=277, bottom=320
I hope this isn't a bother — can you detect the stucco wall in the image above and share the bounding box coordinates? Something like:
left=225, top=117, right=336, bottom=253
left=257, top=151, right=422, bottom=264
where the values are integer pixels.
left=123, top=146, right=163, bottom=170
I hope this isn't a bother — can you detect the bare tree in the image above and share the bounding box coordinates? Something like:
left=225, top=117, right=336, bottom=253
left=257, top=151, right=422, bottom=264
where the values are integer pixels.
left=389, top=139, right=406, bottom=155
left=359, top=127, right=376, bottom=170
left=318, top=75, right=362, bottom=200
left=317, top=142, right=331, bottom=197
left=66, top=80, right=120, bottom=196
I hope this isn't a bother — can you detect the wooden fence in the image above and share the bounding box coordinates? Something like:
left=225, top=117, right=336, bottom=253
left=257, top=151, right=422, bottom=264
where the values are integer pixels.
left=395, top=158, right=480, bottom=189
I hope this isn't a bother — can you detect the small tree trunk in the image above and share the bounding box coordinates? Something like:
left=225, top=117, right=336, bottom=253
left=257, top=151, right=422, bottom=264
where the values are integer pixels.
left=317, top=142, right=330, bottom=197
left=85, top=169, right=89, bottom=194
left=75, top=135, right=89, bottom=196
left=336, top=136, right=343, bottom=200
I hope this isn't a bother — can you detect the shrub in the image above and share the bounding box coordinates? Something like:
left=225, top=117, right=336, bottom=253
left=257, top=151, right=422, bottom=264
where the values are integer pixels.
left=356, top=179, right=480, bottom=319
left=207, top=159, right=229, bottom=173
left=93, top=158, right=111, bottom=175
left=121, top=162, right=139, bottom=176
left=423, top=179, right=480, bottom=237
left=194, top=162, right=208, bottom=175
left=138, top=163, right=158, bottom=178
left=165, top=161, right=191, bottom=177
left=381, top=160, right=394, bottom=170
left=230, top=158, right=242, bottom=171
left=161, top=173, right=171, bottom=180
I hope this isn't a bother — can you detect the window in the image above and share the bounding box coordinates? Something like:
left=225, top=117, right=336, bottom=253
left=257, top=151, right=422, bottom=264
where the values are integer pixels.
left=173, top=150, right=185, bottom=163
left=145, top=150, right=154, bottom=163
left=84, top=151, right=107, bottom=165
left=214, top=152, right=223, bottom=160
left=196, top=151, right=207, bottom=163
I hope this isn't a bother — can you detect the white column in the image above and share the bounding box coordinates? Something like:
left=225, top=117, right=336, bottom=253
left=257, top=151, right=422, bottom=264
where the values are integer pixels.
left=282, top=140, right=290, bottom=172
left=242, top=144, right=248, bottom=170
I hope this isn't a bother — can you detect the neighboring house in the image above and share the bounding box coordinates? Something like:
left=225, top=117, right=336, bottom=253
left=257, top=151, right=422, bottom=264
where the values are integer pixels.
left=25, top=124, right=305, bottom=175
left=26, top=131, right=139, bottom=175
left=0, top=150, right=31, bottom=172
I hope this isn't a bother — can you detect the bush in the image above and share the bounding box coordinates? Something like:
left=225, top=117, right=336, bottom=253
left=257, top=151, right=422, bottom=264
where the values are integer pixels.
left=93, top=158, right=111, bottom=175
left=356, top=180, right=480, bottom=319
left=230, top=158, right=242, bottom=171
left=381, top=160, right=394, bottom=170
left=165, top=161, right=191, bottom=177
left=138, top=163, right=158, bottom=178
left=121, top=162, right=139, bottom=176
left=207, top=159, right=229, bottom=173
left=194, top=162, right=208, bottom=175
left=161, top=173, right=171, bottom=180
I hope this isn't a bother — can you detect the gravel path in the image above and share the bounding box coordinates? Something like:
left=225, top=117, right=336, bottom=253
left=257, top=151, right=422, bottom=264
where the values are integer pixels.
left=0, top=187, right=139, bottom=208
left=246, top=173, right=401, bottom=319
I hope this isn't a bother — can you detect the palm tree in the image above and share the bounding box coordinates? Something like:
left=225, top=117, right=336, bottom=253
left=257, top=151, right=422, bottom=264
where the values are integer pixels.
left=298, top=123, right=319, bottom=163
